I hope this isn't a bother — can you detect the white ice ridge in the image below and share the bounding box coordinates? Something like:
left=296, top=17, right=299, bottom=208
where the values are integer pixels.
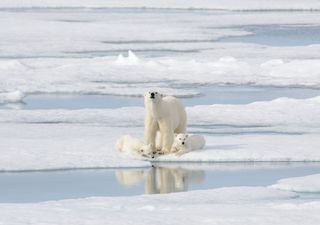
left=1, top=187, right=319, bottom=225
left=1, top=56, right=320, bottom=96
left=270, top=174, right=320, bottom=193
left=0, top=97, right=319, bottom=130
left=0, top=91, right=25, bottom=104
left=1, top=0, right=320, bottom=10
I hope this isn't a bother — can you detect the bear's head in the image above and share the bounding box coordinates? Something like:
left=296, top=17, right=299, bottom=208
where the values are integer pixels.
left=138, top=143, right=154, bottom=158
left=144, top=91, right=163, bottom=104
left=174, top=133, right=189, bottom=146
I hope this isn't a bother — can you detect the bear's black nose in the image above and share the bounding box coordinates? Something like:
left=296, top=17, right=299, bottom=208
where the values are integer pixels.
left=182, top=142, right=185, bottom=145
left=150, top=92, right=155, bottom=98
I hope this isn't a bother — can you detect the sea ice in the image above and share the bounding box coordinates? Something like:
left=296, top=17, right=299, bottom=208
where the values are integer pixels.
left=270, top=174, right=320, bottom=193
left=0, top=186, right=319, bottom=225
left=1, top=54, right=320, bottom=97
left=1, top=0, right=320, bottom=10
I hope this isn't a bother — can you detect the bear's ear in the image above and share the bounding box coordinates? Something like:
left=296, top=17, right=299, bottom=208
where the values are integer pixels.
left=174, top=133, right=178, bottom=138
left=185, top=134, right=189, bottom=138
left=160, top=93, right=165, bottom=98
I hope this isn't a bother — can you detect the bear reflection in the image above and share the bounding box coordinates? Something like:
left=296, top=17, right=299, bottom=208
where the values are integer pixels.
left=115, top=167, right=204, bottom=194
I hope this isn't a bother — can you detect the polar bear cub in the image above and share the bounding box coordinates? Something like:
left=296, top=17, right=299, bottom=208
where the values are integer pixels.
left=172, top=134, right=206, bottom=156
left=116, top=135, right=153, bottom=158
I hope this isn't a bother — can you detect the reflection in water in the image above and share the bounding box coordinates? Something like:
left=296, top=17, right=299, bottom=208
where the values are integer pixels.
left=116, top=167, right=204, bottom=194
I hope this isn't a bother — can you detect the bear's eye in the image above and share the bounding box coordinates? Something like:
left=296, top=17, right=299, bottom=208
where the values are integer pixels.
left=179, top=138, right=181, bottom=140
left=140, top=149, right=144, bottom=152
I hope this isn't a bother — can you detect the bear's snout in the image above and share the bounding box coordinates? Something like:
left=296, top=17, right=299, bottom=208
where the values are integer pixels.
left=182, top=142, right=185, bottom=145
left=150, top=92, right=155, bottom=98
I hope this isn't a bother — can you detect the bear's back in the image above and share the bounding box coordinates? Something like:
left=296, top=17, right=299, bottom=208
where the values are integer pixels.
left=162, top=96, right=184, bottom=108
left=187, top=135, right=205, bottom=150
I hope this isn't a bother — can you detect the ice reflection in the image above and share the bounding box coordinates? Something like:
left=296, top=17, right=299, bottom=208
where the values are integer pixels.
left=116, top=167, right=204, bottom=194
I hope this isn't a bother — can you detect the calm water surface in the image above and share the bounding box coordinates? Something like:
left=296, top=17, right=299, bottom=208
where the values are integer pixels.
left=1, top=162, right=320, bottom=203
left=1, top=86, right=319, bottom=109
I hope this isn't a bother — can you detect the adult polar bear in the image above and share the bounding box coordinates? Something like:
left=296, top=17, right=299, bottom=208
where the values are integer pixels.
left=144, top=91, right=187, bottom=153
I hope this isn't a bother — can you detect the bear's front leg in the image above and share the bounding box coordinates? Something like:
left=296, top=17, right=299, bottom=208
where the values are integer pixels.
left=144, top=116, right=158, bottom=150
left=171, top=145, right=179, bottom=153
left=175, top=149, right=188, bottom=156
left=159, top=120, right=174, bottom=154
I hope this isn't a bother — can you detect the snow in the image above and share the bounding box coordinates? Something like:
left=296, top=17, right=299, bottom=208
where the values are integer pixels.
left=1, top=6, right=320, bottom=98
left=0, top=124, right=150, bottom=171
left=1, top=7, right=320, bottom=60
left=1, top=186, right=320, bottom=225
left=0, top=91, right=25, bottom=104
left=1, top=0, right=320, bottom=10
left=0, top=124, right=320, bottom=171
left=154, top=134, right=320, bottom=162
left=0, top=96, right=319, bottom=170
left=1, top=55, right=320, bottom=96
left=270, top=174, right=320, bottom=193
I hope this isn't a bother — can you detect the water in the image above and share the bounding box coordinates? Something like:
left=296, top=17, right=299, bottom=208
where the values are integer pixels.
left=1, top=86, right=319, bottom=109
left=1, top=163, right=320, bottom=203
left=219, top=25, right=320, bottom=46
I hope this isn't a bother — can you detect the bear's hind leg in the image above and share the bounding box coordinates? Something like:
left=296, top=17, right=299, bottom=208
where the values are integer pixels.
left=155, top=131, right=162, bottom=151
left=175, top=121, right=187, bottom=134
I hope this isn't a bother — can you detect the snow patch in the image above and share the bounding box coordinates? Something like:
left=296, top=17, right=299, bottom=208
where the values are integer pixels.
left=0, top=91, right=25, bottom=104
left=115, top=50, right=140, bottom=65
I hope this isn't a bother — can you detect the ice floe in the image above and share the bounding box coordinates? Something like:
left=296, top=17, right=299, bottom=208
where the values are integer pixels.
left=1, top=186, right=319, bottom=225
left=270, top=174, right=320, bottom=193
left=0, top=123, right=320, bottom=171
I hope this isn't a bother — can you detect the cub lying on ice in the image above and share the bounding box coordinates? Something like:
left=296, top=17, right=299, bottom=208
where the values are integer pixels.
left=116, top=135, right=153, bottom=158
left=172, top=134, right=206, bottom=156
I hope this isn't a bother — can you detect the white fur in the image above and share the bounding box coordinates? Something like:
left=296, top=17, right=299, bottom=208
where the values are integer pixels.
left=116, top=135, right=153, bottom=157
left=172, top=133, right=206, bottom=156
left=144, top=91, right=187, bottom=153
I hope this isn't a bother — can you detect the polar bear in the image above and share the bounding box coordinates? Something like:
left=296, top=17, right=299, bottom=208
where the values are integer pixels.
left=171, top=133, right=206, bottom=156
left=144, top=91, right=187, bottom=154
left=116, top=135, right=153, bottom=158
